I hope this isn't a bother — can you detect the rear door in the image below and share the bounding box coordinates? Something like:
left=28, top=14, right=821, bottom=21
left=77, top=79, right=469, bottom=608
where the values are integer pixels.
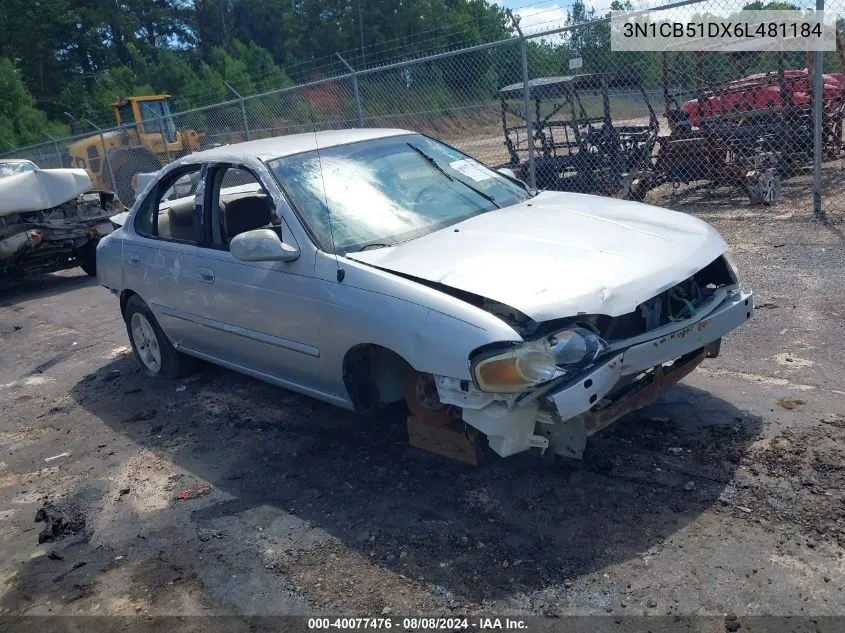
left=122, top=164, right=209, bottom=350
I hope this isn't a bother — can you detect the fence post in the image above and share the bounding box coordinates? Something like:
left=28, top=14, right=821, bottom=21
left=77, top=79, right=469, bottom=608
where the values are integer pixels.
left=509, top=13, right=537, bottom=190
left=160, top=131, right=172, bottom=164
left=85, top=120, right=116, bottom=191
left=812, top=0, right=825, bottom=220
left=44, top=133, right=63, bottom=168
left=336, top=53, right=365, bottom=127
left=226, top=82, right=251, bottom=141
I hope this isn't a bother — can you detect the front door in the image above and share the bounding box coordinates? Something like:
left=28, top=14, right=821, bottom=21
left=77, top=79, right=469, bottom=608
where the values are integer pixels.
left=185, top=164, right=330, bottom=396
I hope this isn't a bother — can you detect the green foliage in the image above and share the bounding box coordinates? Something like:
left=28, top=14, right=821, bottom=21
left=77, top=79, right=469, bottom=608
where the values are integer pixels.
left=0, top=59, right=68, bottom=147
left=0, top=0, right=511, bottom=143
left=0, top=0, right=839, bottom=151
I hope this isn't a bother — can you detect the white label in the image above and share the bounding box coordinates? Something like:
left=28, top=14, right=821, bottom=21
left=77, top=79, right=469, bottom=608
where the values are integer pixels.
left=449, top=159, right=493, bottom=182
left=569, top=57, right=583, bottom=70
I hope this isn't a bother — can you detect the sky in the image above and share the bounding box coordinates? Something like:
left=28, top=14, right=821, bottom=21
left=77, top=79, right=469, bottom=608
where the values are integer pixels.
left=497, top=0, right=623, bottom=37
left=497, top=0, right=832, bottom=37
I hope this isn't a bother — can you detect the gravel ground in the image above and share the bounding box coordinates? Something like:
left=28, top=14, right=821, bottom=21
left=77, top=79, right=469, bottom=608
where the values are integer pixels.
left=0, top=202, right=844, bottom=627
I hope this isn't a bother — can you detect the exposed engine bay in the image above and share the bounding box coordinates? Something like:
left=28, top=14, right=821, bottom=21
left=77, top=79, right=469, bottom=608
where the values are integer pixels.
left=0, top=187, right=121, bottom=277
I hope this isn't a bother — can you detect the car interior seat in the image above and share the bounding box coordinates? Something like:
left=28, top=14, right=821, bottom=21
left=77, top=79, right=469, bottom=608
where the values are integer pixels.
left=222, top=195, right=273, bottom=244
left=155, top=198, right=198, bottom=241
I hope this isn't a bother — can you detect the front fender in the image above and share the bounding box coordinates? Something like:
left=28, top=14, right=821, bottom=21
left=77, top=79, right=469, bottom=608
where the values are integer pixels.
left=318, top=254, right=523, bottom=387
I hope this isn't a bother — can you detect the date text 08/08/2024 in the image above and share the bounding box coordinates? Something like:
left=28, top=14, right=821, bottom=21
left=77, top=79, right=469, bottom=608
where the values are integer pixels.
left=307, top=617, right=529, bottom=630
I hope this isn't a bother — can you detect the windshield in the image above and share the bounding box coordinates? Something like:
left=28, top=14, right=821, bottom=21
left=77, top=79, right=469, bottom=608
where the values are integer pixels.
left=139, top=100, right=177, bottom=143
left=268, top=134, right=530, bottom=253
left=0, top=161, right=36, bottom=179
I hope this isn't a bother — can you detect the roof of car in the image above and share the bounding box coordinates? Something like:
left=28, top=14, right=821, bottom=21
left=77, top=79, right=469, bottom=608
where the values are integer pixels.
left=182, top=128, right=413, bottom=164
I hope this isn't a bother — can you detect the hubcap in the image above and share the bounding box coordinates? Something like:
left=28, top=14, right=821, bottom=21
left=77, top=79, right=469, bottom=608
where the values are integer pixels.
left=131, top=313, right=162, bottom=374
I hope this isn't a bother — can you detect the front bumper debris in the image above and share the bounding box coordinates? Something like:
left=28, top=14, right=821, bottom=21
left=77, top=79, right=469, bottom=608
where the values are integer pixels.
left=0, top=191, right=119, bottom=275
left=548, top=290, right=753, bottom=422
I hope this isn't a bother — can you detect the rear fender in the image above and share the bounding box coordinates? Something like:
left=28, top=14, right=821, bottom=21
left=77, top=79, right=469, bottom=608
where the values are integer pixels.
left=95, top=231, right=125, bottom=293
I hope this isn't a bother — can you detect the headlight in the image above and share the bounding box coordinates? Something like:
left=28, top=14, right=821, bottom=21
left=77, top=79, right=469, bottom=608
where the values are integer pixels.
left=549, top=327, right=606, bottom=369
left=474, top=342, right=560, bottom=393
left=472, top=327, right=606, bottom=393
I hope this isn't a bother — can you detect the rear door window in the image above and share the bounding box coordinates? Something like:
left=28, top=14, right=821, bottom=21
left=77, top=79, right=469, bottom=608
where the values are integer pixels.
left=133, top=164, right=204, bottom=244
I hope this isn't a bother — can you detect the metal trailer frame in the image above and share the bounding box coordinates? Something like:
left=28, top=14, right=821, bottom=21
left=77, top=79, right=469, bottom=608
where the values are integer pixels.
left=654, top=45, right=845, bottom=205
left=498, top=73, right=660, bottom=200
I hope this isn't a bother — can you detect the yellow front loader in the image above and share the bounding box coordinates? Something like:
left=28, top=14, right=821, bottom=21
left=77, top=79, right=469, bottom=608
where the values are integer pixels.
left=65, top=96, right=212, bottom=206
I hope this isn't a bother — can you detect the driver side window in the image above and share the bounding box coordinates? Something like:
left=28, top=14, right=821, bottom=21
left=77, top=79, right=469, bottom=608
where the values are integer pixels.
left=117, top=103, right=134, bottom=126
left=207, top=165, right=280, bottom=249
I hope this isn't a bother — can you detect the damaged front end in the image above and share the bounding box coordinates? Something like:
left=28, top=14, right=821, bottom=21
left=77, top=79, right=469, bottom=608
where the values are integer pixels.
left=434, top=255, right=753, bottom=459
left=0, top=191, right=121, bottom=276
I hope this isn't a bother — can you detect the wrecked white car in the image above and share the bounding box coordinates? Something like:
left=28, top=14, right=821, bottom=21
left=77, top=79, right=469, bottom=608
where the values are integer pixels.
left=97, top=129, right=753, bottom=460
left=0, top=159, right=121, bottom=277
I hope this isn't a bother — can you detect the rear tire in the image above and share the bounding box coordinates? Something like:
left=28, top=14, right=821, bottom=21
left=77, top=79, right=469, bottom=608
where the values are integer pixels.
left=627, top=176, right=650, bottom=202
left=124, top=295, right=196, bottom=379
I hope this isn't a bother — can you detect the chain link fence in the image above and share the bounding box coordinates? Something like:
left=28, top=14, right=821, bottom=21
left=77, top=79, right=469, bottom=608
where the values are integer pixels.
left=3, top=0, right=844, bottom=218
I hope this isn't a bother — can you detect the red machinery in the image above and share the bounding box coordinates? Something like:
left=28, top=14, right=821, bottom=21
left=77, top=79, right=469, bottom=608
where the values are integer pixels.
left=648, top=43, right=845, bottom=205
left=684, top=69, right=845, bottom=126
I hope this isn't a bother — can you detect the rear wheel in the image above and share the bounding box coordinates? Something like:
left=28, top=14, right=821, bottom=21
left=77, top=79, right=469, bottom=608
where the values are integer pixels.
left=111, top=152, right=162, bottom=207
left=626, top=174, right=651, bottom=202
left=746, top=168, right=780, bottom=206
left=124, top=295, right=196, bottom=379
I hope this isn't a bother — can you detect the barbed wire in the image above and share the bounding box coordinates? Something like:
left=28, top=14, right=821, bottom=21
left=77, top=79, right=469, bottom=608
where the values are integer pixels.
left=5, top=0, right=840, bottom=158
left=92, top=0, right=693, bottom=116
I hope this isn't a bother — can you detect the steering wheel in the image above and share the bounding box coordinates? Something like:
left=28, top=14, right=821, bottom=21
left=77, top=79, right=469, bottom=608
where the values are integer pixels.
left=414, top=184, right=443, bottom=210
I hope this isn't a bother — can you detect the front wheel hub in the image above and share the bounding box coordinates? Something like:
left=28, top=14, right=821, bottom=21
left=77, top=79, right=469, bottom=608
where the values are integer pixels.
left=403, top=369, right=455, bottom=426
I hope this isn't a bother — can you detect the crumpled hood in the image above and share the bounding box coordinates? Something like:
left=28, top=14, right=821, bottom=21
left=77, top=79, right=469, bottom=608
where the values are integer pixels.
left=348, top=191, right=728, bottom=321
left=0, top=168, right=92, bottom=216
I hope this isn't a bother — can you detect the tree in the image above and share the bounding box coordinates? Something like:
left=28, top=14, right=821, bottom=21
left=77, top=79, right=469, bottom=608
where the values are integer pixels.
left=0, top=59, right=67, bottom=147
left=12, top=0, right=784, bottom=150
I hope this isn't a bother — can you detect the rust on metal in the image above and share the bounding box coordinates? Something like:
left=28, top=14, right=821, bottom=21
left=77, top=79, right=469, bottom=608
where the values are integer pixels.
left=583, top=343, right=716, bottom=435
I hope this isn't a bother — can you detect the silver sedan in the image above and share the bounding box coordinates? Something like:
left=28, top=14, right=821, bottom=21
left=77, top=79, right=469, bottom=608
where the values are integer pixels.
left=97, top=128, right=753, bottom=460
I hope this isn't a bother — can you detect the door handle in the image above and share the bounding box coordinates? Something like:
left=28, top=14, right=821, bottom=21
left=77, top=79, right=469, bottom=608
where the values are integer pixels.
left=127, top=253, right=140, bottom=267
left=199, top=267, right=215, bottom=284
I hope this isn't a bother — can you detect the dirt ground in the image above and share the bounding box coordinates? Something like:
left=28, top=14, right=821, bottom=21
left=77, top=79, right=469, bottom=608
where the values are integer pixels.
left=1, top=199, right=845, bottom=628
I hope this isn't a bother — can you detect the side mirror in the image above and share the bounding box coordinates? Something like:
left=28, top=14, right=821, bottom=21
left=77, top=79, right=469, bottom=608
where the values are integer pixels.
left=230, top=228, right=299, bottom=262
